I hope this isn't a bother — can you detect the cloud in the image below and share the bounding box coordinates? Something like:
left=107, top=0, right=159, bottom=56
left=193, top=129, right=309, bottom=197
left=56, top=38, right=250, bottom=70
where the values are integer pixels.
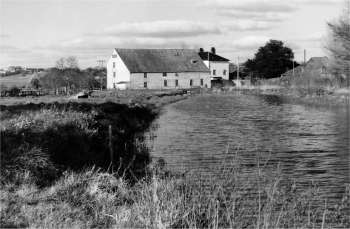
left=0, top=33, right=10, bottom=39
left=203, top=0, right=343, bottom=22
left=87, top=19, right=272, bottom=40
left=100, top=20, right=220, bottom=38
left=207, top=0, right=297, bottom=13
left=219, top=11, right=290, bottom=22
left=231, top=35, right=271, bottom=50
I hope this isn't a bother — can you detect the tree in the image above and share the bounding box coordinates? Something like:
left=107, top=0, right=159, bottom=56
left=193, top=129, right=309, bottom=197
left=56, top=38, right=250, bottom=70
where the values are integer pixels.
left=66, top=56, right=79, bottom=69
left=30, top=78, right=41, bottom=89
left=55, top=58, right=66, bottom=70
left=244, top=40, right=298, bottom=79
left=327, top=0, right=350, bottom=87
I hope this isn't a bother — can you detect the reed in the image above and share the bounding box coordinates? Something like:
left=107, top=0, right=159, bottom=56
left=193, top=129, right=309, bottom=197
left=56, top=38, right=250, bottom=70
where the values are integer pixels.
left=1, top=150, right=349, bottom=228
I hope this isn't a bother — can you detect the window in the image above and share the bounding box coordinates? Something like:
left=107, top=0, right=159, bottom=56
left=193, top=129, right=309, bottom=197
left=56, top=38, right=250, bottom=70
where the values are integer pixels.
left=113, top=72, right=116, bottom=77
left=144, top=82, right=147, bottom=88
left=144, top=73, right=147, bottom=78
left=163, top=72, right=167, bottom=77
left=213, top=70, right=216, bottom=75
left=113, top=62, right=115, bottom=68
left=200, top=79, right=204, bottom=86
left=190, top=79, right=193, bottom=87
left=164, top=80, right=167, bottom=87
left=175, top=79, right=179, bottom=87
left=175, top=73, right=179, bottom=77
left=223, top=70, right=227, bottom=75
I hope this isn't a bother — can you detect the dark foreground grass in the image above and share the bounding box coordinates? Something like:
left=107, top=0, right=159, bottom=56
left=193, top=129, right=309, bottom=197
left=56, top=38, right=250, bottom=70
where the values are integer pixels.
left=0, top=102, right=157, bottom=186
left=1, top=153, right=349, bottom=228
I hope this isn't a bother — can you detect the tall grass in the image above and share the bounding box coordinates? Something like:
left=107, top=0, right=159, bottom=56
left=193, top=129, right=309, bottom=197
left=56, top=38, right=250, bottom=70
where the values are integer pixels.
left=1, top=151, right=349, bottom=228
left=1, top=102, right=157, bottom=186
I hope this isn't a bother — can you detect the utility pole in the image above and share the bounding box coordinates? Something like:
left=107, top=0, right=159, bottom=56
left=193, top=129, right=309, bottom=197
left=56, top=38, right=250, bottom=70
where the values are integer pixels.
left=347, top=0, right=350, bottom=87
left=97, top=60, right=105, bottom=69
left=237, top=56, right=240, bottom=81
left=96, top=59, right=106, bottom=90
left=304, top=49, right=307, bottom=65
left=208, top=51, right=211, bottom=75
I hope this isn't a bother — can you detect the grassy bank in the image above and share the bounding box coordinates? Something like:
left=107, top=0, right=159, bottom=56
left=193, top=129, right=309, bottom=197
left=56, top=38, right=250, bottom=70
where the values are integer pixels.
left=1, top=152, right=349, bottom=228
left=225, top=86, right=350, bottom=109
left=1, top=102, right=158, bottom=186
left=0, top=89, right=192, bottom=107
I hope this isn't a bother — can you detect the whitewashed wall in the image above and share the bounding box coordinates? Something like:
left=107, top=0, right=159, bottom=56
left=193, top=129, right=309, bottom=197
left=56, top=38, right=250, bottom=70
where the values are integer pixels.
left=130, top=72, right=211, bottom=89
left=203, top=61, right=230, bottom=80
left=106, top=49, right=131, bottom=89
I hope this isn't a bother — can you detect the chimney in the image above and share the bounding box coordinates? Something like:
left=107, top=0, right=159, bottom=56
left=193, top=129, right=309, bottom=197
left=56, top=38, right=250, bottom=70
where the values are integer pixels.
left=199, top=48, right=204, bottom=53
left=211, top=47, right=216, bottom=54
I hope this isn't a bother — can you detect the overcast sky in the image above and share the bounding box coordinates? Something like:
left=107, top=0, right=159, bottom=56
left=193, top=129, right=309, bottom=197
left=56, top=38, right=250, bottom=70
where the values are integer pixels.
left=0, top=0, right=345, bottom=68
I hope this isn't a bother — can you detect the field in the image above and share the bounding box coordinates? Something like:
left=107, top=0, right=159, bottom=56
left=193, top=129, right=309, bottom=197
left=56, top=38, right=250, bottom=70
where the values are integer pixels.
left=0, top=73, right=38, bottom=89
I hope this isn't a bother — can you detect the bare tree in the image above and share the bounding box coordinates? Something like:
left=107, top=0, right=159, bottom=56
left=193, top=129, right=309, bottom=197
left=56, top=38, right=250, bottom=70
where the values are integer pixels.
left=66, top=56, right=79, bottom=69
left=327, top=0, right=350, bottom=87
left=55, top=57, right=66, bottom=70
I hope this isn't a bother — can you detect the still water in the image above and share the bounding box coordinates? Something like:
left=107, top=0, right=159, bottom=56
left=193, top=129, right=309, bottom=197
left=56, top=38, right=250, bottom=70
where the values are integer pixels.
left=149, top=93, right=349, bottom=199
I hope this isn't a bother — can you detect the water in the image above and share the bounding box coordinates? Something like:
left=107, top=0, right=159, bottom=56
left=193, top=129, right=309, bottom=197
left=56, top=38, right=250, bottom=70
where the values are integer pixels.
left=148, top=93, right=350, bottom=199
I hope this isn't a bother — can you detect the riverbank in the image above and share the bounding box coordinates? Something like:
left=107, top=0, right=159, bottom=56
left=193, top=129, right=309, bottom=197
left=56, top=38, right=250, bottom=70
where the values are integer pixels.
left=2, top=150, right=349, bottom=228
left=0, top=89, right=193, bottom=108
left=0, top=89, right=193, bottom=227
left=220, top=86, right=350, bottom=109
left=1, top=89, right=349, bottom=228
left=0, top=89, right=193, bottom=184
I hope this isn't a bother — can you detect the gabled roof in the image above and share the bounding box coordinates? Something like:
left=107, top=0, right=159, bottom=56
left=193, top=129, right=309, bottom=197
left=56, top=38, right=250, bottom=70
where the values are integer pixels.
left=198, top=52, right=229, bottom=62
left=115, top=48, right=210, bottom=73
left=307, top=57, right=329, bottom=68
left=281, top=56, right=331, bottom=79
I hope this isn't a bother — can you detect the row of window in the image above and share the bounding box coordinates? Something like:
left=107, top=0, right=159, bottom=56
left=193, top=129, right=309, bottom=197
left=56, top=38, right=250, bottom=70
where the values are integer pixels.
left=212, top=69, right=227, bottom=76
left=112, top=69, right=227, bottom=78
left=144, top=72, right=179, bottom=78
left=144, top=79, right=204, bottom=88
left=113, top=62, right=228, bottom=77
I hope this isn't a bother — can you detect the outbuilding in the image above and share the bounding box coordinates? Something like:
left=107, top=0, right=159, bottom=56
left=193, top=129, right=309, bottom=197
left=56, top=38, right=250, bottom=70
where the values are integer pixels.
left=198, top=47, right=230, bottom=80
left=107, top=48, right=211, bottom=90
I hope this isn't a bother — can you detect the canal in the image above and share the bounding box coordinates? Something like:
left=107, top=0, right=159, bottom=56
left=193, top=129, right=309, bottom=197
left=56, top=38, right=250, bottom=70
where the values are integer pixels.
left=148, top=93, right=349, bottom=200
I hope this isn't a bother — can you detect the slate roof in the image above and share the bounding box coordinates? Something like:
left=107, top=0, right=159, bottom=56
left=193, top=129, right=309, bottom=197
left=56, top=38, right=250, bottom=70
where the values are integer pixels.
left=115, top=49, right=210, bottom=73
left=198, top=52, right=229, bottom=62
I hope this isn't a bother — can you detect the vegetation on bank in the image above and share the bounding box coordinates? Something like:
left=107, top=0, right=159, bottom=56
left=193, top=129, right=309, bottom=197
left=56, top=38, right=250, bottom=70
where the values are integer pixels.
left=327, top=1, right=350, bottom=87
left=0, top=102, right=157, bottom=187
left=1, top=151, right=349, bottom=228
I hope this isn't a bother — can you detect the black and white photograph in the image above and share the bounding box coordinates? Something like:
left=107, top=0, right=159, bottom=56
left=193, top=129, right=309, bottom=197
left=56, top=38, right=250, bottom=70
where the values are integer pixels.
left=0, top=0, right=349, bottom=228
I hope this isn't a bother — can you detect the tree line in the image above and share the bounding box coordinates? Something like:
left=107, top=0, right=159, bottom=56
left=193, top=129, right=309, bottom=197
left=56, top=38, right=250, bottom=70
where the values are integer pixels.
left=31, top=56, right=106, bottom=95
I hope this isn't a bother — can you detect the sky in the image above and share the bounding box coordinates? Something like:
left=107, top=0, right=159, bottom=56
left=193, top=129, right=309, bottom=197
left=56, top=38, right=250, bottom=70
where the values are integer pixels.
left=0, top=0, right=346, bottom=68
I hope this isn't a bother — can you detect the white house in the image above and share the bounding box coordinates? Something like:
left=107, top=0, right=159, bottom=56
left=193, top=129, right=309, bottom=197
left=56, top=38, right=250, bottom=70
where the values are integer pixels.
left=198, top=48, right=230, bottom=80
left=107, top=48, right=211, bottom=90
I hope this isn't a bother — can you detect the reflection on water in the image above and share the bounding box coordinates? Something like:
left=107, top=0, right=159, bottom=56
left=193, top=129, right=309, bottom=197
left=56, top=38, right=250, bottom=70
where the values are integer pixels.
left=148, top=93, right=349, bottom=199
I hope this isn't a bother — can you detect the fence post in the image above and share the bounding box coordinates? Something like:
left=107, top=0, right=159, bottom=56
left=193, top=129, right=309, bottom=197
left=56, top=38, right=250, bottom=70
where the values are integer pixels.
left=108, top=125, right=114, bottom=172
